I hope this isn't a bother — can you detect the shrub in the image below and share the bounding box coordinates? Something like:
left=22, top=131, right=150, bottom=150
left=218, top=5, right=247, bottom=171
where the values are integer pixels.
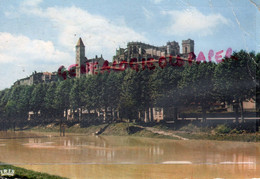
left=230, top=128, right=242, bottom=134
left=215, top=124, right=231, bottom=134
left=179, top=123, right=200, bottom=133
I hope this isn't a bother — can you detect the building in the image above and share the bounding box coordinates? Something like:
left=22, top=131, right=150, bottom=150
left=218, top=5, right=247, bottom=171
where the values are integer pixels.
left=113, top=39, right=194, bottom=63
left=14, top=71, right=57, bottom=86
left=75, top=38, right=195, bottom=76
left=13, top=37, right=105, bottom=85
left=182, top=39, right=194, bottom=55
left=75, top=38, right=86, bottom=78
left=75, top=38, right=105, bottom=77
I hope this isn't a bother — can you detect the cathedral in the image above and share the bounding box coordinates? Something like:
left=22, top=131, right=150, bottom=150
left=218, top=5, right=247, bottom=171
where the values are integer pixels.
left=14, top=38, right=195, bottom=85
left=75, top=37, right=195, bottom=77
left=113, top=39, right=194, bottom=63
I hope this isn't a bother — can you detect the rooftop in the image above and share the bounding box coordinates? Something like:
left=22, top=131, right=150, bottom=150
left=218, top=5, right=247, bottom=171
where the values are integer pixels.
left=76, top=37, right=85, bottom=47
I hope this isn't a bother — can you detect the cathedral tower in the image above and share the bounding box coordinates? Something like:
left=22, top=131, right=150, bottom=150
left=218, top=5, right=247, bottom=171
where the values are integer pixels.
left=182, top=39, right=194, bottom=54
left=75, top=37, right=85, bottom=77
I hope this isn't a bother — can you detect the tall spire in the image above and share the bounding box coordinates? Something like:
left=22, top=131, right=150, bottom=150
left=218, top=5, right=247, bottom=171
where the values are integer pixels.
left=76, top=37, right=85, bottom=47
left=75, top=37, right=85, bottom=78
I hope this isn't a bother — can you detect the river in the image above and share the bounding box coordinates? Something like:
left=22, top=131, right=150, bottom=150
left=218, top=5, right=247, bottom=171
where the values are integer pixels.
left=0, top=131, right=259, bottom=178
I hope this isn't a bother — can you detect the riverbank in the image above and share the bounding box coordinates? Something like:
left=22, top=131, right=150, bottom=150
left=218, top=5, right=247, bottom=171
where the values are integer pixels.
left=152, top=122, right=260, bottom=142
left=24, top=122, right=180, bottom=140
left=0, top=163, right=66, bottom=179
left=21, top=121, right=260, bottom=142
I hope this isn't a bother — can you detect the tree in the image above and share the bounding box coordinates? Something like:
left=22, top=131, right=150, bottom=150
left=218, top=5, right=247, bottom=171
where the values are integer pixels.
left=5, top=100, right=17, bottom=130
left=256, top=53, right=260, bottom=112
left=106, top=71, right=124, bottom=120
left=214, top=50, right=256, bottom=122
left=30, top=84, right=46, bottom=122
left=7, top=86, right=23, bottom=128
left=138, top=69, right=154, bottom=122
left=152, top=63, right=184, bottom=122
left=54, top=80, right=71, bottom=119
left=82, top=74, right=102, bottom=121
left=177, top=60, right=218, bottom=123
left=0, top=89, right=11, bottom=130
left=17, top=85, right=33, bottom=121
left=119, top=69, right=141, bottom=121
left=100, top=72, right=110, bottom=121
left=44, top=82, right=57, bottom=120
left=70, top=78, right=81, bottom=121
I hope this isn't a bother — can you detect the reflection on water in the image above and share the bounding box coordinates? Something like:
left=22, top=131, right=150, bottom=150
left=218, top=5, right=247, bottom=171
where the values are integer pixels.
left=0, top=132, right=259, bottom=178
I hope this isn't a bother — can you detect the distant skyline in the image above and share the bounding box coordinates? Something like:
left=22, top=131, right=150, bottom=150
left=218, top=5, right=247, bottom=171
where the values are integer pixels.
left=0, top=0, right=259, bottom=89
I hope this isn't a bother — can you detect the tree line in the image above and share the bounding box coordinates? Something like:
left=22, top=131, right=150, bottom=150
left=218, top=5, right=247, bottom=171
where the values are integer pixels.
left=0, top=50, right=259, bottom=129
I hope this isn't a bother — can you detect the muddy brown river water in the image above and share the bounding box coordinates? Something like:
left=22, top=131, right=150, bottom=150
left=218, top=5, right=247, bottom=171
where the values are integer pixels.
left=0, top=131, right=259, bottom=178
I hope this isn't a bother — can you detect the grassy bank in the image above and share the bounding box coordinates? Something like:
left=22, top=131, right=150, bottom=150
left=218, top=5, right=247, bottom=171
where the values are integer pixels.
left=22, top=121, right=260, bottom=142
left=24, top=122, right=179, bottom=140
left=173, top=132, right=260, bottom=142
left=151, top=122, right=260, bottom=142
left=0, top=163, right=66, bottom=179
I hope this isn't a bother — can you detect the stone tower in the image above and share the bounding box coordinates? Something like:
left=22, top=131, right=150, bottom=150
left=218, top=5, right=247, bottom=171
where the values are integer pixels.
left=75, top=38, right=85, bottom=77
left=182, top=39, right=194, bottom=54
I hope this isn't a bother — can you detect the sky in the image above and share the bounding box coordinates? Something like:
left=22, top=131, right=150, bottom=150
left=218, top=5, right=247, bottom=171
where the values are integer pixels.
left=0, top=0, right=259, bottom=90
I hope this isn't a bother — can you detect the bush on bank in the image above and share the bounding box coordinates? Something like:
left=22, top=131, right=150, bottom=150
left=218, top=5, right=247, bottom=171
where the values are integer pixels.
left=0, top=164, right=66, bottom=179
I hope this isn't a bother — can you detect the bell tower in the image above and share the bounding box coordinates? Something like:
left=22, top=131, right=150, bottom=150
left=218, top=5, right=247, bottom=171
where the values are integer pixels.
left=75, top=37, right=85, bottom=77
left=182, top=39, right=194, bottom=54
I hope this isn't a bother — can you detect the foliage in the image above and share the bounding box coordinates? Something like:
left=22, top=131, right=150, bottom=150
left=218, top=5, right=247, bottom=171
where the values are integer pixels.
left=0, top=164, right=66, bottom=179
left=179, top=123, right=201, bottom=133
left=0, top=50, right=258, bottom=129
left=215, top=124, right=231, bottom=134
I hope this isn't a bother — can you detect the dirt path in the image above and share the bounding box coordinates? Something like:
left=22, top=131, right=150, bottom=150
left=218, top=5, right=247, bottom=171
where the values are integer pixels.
left=136, top=125, right=189, bottom=140
left=94, top=123, right=110, bottom=135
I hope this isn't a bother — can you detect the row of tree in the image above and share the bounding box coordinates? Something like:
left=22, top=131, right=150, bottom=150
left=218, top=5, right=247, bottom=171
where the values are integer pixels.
left=0, top=50, right=259, bottom=128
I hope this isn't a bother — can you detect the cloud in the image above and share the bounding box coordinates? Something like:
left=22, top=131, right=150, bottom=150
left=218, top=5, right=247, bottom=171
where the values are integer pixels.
left=19, top=4, right=148, bottom=60
left=0, top=32, right=72, bottom=89
left=1, top=0, right=71, bottom=89
left=161, top=8, right=229, bottom=36
left=0, top=32, right=71, bottom=65
left=1, top=2, right=148, bottom=89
